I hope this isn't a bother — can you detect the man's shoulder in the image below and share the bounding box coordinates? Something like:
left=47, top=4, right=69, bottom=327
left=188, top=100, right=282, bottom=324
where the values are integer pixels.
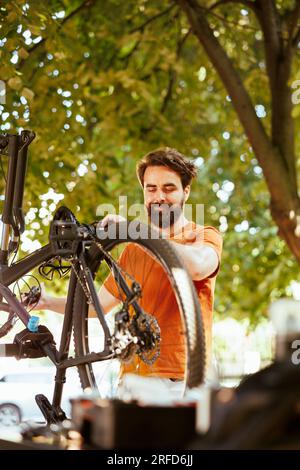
left=189, top=222, right=222, bottom=236
left=189, top=223, right=223, bottom=251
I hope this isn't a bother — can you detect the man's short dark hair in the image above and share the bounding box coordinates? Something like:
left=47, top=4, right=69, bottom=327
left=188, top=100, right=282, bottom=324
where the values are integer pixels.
left=136, top=147, right=198, bottom=189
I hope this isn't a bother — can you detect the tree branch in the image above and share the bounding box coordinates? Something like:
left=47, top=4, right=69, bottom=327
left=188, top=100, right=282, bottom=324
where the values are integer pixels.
left=286, top=0, right=300, bottom=50
left=209, top=0, right=256, bottom=11
left=250, top=1, right=297, bottom=189
left=161, top=28, right=192, bottom=113
left=18, top=0, right=95, bottom=69
left=60, top=0, right=94, bottom=25
left=255, top=0, right=282, bottom=69
left=292, top=25, right=300, bottom=48
left=130, top=4, right=176, bottom=33
left=104, top=7, right=180, bottom=73
left=254, top=1, right=297, bottom=190
left=206, top=8, right=258, bottom=32
left=176, top=0, right=300, bottom=262
left=175, top=0, right=296, bottom=211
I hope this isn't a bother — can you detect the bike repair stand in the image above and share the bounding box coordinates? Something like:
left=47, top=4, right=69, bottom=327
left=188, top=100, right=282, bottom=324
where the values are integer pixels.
left=0, top=132, right=68, bottom=425
left=0, top=313, right=67, bottom=425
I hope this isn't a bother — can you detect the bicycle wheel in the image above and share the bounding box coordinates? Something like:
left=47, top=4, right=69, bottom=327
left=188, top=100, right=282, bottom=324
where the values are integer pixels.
left=73, top=221, right=206, bottom=393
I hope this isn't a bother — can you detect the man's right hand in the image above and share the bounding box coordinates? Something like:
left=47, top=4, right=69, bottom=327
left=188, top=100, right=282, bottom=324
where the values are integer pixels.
left=100, top=214, right=126, bottom=228
left=29, top=284, right=67, bottom=314
left=29, top=283, right=49, bottom=310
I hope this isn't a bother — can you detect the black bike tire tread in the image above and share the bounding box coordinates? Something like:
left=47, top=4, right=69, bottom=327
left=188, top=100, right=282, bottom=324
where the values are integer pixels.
left=73, top=222, right=206, bottom=390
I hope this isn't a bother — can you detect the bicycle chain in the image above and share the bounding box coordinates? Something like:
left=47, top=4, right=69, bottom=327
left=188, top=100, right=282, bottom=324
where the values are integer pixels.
left=70, top=260, right=93, bottom=305
left=71, top=234, right=161, bottom=365
left=70, top=234, right=138, bottom=307
left=91, top=238, right=161, bottom=365
left=92, top=237, right=138, bottom=293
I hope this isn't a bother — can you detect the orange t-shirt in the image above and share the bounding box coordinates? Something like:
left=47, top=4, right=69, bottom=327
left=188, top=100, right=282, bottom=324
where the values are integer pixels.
left=103, top=222, right=222, bottom=379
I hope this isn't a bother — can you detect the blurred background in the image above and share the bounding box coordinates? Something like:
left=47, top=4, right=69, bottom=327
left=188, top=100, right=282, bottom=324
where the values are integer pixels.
left=1, top=0, right=300, bottom=421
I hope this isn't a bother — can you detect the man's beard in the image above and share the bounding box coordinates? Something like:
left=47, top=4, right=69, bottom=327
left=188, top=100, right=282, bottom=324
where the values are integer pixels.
left=146, top=199, right=184, bottom=229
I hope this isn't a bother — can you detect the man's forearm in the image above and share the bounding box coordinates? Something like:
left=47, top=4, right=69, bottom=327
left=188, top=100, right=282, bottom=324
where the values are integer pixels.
left=171, top=242, right=218, bottom=281
left=37, top=285, right=120, bottom=317
left=42, top=296, right=67, bottom=314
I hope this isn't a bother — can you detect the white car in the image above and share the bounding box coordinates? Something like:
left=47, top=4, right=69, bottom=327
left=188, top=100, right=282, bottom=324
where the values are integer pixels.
left=0, top=367, right=82, bottom=426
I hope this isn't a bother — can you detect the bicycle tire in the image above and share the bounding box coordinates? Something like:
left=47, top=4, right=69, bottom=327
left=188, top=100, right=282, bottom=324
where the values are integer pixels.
left=73, top=221, right=206, bottom=392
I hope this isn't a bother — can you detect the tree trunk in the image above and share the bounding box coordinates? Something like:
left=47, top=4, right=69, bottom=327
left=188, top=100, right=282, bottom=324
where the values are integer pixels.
left=176, top=0, right=300, bottom=262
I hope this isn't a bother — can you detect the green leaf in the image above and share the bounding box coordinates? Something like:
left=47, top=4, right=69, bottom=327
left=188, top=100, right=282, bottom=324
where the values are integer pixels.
left=7, top=76, right=22, bottom=90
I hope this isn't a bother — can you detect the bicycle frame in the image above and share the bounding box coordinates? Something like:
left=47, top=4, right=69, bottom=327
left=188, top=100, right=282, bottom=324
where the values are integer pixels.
left=0, top=242, right=113, bottom=363
left=0, top=240, right=117, bottom=420
left=0, top=131, right=114, bottom=422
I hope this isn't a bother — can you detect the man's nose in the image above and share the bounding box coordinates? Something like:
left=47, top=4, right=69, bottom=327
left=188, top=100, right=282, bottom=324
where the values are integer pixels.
left=154, top=191, right=166, bottom=203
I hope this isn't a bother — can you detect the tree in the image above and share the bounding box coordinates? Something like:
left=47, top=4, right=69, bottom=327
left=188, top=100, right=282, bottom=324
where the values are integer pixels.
left=176, top=0, right=300, bottom=261
left=0, top=0, right=300, bottom=321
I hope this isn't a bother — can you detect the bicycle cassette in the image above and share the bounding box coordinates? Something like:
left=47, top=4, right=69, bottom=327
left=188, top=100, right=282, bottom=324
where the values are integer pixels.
left=112, top=308, right=161, bottom=365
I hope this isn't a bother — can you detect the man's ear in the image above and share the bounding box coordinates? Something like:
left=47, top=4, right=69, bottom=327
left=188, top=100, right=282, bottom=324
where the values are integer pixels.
left=184, top=185, right=190, bottom=201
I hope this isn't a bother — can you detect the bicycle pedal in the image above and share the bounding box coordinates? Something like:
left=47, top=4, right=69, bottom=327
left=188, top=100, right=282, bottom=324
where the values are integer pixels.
left=35, top=394, right=67, bottom=425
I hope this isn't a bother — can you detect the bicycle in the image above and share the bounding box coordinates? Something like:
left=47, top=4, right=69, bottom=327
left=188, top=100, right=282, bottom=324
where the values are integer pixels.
left=0, top=130, right=206, bottom=425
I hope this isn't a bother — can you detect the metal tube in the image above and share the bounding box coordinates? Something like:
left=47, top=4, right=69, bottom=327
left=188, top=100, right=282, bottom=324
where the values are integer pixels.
left=2, top=134, right=19, bottom=225
left=13, top=141, right=29, bottom=234
left=0, top=134, right=20, bottom=265
left=0, top=223, right=10, bottom=251
left=0, top=243, right=54, bottom=286
left=0, top=282, right=30, bottom=326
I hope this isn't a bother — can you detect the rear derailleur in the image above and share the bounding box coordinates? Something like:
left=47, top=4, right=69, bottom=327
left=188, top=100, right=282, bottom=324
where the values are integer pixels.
left=111, top=306, right=161, bottom=366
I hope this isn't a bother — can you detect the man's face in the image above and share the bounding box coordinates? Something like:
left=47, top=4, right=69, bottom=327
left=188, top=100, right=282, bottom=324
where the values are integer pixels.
left=143, top=165, right=190, bottom=229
